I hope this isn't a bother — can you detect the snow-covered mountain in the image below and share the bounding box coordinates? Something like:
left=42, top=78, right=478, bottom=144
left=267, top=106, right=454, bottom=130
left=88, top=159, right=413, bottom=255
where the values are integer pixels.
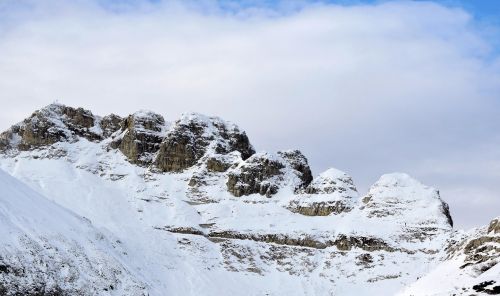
left=0, top=103, right=498, bottom=295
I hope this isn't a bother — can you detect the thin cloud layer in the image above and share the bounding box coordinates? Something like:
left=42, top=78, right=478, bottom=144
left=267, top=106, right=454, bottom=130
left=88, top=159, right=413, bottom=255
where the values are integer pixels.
left=0, top=0, right=499, bottom=228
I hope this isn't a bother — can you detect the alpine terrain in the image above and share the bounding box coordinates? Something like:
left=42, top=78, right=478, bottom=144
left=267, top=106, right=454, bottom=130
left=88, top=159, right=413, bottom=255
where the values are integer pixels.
left=0, top=103, right=498, bottom=295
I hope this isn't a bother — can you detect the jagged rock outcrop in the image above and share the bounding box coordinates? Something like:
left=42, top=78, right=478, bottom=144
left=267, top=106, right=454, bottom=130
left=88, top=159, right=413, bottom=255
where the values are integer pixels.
left=99, top=113, right=122, bottom=138
left=226, top=152, right=283, bottom=197
left=187, top=152, right=242, bottom=188
left=279, top=150, right=313, bottom=186
left=288, top=200, right=351, bottom=216
left=0, top=135, right=10, bottom=152
left=226, top=150, right=312, bottom=197
left=332, top=234, right=396, bottom=252
left=154, top=113, right=254, bottom=172
left=110, top=111, right=166, bottom=165
left=449, top=218, right=500, bottom=273
left=488, top=217, right=500, bottom=234
left=0, top=104, right=101, bottom=151
left=206, top=155, right=233, bottom=172
left=402, top=217, right=500, bottom=295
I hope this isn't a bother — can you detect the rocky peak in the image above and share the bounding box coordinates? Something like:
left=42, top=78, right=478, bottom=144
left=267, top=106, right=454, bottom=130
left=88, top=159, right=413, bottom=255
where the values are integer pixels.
left=362, top=173, right=453, bottom=228
left=0, top=103, right=101, bottom=151
left=305, top=168, right=357, bottom=195
left=488, top=217, right=500, bottom=234
left=226, top=150, right=312, bottom=197
left=110, top=110, right=166, bottom=165
left=153, top=112, right=254, bottom=172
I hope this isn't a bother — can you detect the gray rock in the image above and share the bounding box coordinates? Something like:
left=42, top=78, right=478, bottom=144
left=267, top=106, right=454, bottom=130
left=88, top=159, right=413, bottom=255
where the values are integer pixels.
left=206, top=156, right=233, bottom=173
left=488, top=217, right=500, bottom=234
left=226, top=150, right=312, bottom=197
left=278, top=150, right=313, bottom=186
left=288, top=200, right=351, bottom=216
left=332, top=234, right=395, bottom=252
left=99, top=114, right=122, bottom=138
left=110, top=111, right=165, bottom=165
left=154, top=113, right=254, bottom=172
left=0, top=104, right=101, bottom=151
left=440, top=201, right=454, bottom=228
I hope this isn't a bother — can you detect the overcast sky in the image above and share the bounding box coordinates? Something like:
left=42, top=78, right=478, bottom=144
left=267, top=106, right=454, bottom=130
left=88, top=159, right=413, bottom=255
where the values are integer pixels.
left=0, top=0, right=499, bottom=229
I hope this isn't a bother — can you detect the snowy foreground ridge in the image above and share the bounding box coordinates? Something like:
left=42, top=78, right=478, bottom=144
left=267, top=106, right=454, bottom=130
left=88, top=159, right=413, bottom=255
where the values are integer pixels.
left=0, top=104, right=498, bottom=296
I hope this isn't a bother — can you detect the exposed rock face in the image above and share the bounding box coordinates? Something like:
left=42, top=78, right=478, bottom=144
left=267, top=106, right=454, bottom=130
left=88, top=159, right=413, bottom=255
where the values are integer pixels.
left=488, top=217, right=500, bottom=234
left=0, top=134, right=10, bottom=152
left=110, top=111, right=166, bottom=165
left=0, top=105, right=255, bottom=173
left=226, top=150, right=312, bottom=197
left=451, top=218, right=500, bottom=272
left=209, top=231, right=328, bottom=249
left=206, top=156, right=233, bottom=173
left=332, top=234, right=395, bottom=252
left=278, top=150, right=313, bottom=186
left=288, top=200, right=350, bottom=216
left=400, top=216, right=500, bottom=296
left=187, top=152, right=242, bottom=191
left=154, top=113, right=254, bottom=172
left=441, top=201, right=454, bottom=228
left=462, top=235, right=500, bottom=264
left=473, top=281, right=500, bottom=295
left=99, top=114, right=122, bottom=138
left=226, top=152, right=283, bottom=197
left=0, top=104, right=101, bottom=151
left=166, top=228, right=399, bottom=252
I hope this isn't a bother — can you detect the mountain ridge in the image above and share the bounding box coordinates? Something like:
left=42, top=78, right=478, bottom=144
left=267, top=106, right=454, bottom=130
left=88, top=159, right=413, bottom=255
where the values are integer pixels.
left=0, top=103, right=497, bottom=295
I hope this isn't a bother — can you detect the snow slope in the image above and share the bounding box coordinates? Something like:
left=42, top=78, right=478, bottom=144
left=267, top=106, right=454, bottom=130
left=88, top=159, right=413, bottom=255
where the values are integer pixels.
left=0, top=169, right=147, bottom=295
left=398, top=218, right=500, bottom=295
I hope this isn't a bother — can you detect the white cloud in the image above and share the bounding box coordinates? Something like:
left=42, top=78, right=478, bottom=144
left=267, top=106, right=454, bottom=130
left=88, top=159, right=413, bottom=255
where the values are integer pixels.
left=0, top=0, right=499, bottom=228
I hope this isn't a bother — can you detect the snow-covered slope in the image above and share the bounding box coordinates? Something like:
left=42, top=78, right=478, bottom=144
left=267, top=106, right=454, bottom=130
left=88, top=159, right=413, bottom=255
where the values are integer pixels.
left=398, top=217, right=500, bottom=295
left=0, top=103, right=497, bottom=295
left=0, top=169, right=146, bottom=295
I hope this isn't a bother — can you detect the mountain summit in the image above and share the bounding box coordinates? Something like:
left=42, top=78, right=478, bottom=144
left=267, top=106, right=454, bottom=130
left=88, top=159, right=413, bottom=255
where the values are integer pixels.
left=0, top=104, right=498, bottom=295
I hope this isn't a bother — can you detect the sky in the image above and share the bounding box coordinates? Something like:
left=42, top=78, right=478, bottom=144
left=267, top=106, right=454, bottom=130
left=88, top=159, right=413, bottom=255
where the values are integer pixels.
left=0, top=0, right=499, bottom=229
